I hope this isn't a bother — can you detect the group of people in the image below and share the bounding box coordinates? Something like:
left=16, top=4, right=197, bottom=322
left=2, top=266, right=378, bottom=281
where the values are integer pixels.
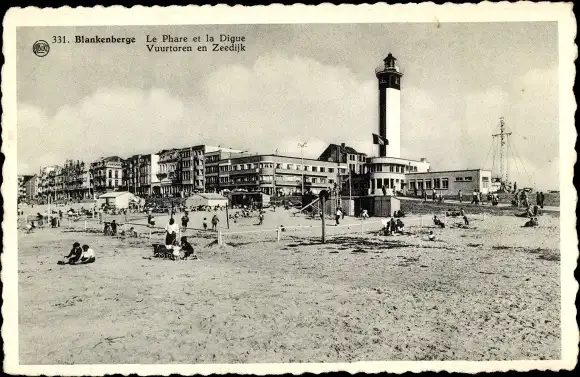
left=59, top=242, right=96, bottom=265
left=381, top=217, right=405, bottom=236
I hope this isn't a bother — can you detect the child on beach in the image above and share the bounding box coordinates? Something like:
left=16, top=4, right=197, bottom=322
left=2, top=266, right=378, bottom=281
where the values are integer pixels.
left=80, top=245, right=96, bottom=264
left=61, top=242, right=83, bottom=265
left=203, top=218, right=208, bottom=230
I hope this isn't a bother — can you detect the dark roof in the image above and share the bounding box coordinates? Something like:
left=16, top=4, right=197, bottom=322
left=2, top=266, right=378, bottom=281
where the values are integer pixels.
left=328, top=143, right=365, bottom=155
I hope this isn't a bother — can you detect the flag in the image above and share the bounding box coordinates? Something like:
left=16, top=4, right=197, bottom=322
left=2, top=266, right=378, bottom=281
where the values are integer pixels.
left=373, top=133, right=389, bottom=145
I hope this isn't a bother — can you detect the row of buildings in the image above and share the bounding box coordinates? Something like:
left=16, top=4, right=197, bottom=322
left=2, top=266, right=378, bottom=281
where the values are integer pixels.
left=20, top=141, right=491, bottom=203
left=20, top=53, right=493, bottom=203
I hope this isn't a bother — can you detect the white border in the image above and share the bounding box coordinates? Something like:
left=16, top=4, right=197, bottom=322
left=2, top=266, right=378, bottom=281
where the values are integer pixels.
left=2, top=2, right=577, bottom=375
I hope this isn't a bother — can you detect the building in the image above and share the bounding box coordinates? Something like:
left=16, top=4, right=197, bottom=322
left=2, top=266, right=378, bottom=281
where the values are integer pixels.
left=18, top=175, right=33, bottom=202
left=24, top=174, right=39, bottom=200
left=318, top=143, right=367, bottom=174
left=318, top=143, right=370, bottom=197
left=61, top=159, right=91, bottom=200
left=96, top=191, right=138, bottom=209
left=218, top=153, right=347, bottom=196
left=405, top=169, right=493, bottom=196
left=90, top=156, right=124, bottom=195
left=37, top=165, right=58, bottom=202
left=205, top=148, right=243, bottom=193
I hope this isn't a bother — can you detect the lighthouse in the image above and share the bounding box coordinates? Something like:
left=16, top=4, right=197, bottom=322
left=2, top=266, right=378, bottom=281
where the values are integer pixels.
left=375, top=53, right=402, bottom=158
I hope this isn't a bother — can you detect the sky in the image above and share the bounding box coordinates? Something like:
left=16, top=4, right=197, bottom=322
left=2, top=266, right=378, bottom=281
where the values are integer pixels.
left=17, top=22, right=559, bottom=189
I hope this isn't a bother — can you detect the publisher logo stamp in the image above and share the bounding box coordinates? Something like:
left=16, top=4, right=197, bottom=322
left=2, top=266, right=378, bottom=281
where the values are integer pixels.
left=33, top=40, right=50, bottom=57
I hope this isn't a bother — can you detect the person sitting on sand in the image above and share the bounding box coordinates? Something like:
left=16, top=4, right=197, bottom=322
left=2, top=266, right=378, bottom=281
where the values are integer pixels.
left=389, top=217, right=397, bottom=235
left=79, top=245, right=96, bottom=264
left=110, top=220, right=118, bottom=236
left=361, top=209, right=369, bottom=220
left=395, top=219, right=405, bottom=234
left=62, top=242, right=83, bottom=265
left=125, top=227, right=138, bottom=238
left=147, top=214, right=155, bottom=228
left=165, top=218, right=179, bottom=246
left=523, top=217, right=539, bottom=227
left=433, top=215, right=445, bottom=228
left=180, top=236, right=197, bottom=260
left=428, top=231, right=436, bottom=241
left=26, top=222, right=35, bottom=233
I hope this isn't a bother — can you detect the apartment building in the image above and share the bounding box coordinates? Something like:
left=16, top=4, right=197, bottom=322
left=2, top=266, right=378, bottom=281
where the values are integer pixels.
left=217, top=153, right=347, bottom=196
left=90, top=156, right=124, bottom=195
left=24, top=175, right=39, bottom=200
left=18, top=175, right=33, bottom=202
left=205, top=148, right=244, bottom=193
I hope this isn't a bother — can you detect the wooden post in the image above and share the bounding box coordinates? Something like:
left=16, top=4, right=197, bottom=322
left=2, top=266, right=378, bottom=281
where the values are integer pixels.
left=149, top=227, right=152, bottom=239
left=277, top=227, right=281, bottom=242
left=321, top=196, right=326, bottom=244
left=218, top=230, right=223, bottom=246
left=360, top=216, right=364, bottom=235
left=84, top=220, right=87, bottom=232
left=420, top=215, right=423, bottom=230
left=225, top=203, right=230, bottom=229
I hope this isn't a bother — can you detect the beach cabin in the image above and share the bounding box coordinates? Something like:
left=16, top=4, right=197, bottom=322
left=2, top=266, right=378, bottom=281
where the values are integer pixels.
left=185, top=193, right=228, bottom=208
left=97, top=191, right=137, bottom=209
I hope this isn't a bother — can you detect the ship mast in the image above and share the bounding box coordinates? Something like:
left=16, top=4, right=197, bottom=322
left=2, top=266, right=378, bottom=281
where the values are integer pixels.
left=492, top=117, right=512, bottom=190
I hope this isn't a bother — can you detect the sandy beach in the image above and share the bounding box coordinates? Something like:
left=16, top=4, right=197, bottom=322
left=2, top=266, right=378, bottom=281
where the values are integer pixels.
left=18, top=206, right=560, bottom=364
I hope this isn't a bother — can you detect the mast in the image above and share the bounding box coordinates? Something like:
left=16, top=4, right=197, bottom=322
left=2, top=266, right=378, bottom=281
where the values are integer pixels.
left=492, top=117, right=512, bottom=190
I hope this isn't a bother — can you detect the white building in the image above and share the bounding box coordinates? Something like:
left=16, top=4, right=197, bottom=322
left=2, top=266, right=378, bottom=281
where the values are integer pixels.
left=406, top=169, right=493, bottom=196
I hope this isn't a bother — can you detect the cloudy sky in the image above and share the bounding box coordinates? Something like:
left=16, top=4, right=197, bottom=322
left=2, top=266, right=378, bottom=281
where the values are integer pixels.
left=17, top=22, right=558, bottom=189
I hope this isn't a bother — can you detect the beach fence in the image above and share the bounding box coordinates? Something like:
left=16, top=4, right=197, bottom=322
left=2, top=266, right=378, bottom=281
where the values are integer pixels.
left=217, top=215, right=428, bottom=246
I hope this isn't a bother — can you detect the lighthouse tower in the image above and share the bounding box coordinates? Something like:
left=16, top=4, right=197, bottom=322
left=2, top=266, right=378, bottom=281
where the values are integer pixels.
left=375, top=53, right=403, bottom=158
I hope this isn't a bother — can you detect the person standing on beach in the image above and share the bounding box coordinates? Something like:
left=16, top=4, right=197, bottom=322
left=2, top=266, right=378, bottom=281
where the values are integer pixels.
left=165, top=218, right=179, bottom=246
left=203, top=217, right=208, bottom=230
left=458, top=190, right=462, bottom=203
left=211, top=214, right=219, bottom=231
left=335, top=207, right=342, bottom=226
left=181, top=212, right=189, bottom=231
left=258, top=211, right=264, bottom=225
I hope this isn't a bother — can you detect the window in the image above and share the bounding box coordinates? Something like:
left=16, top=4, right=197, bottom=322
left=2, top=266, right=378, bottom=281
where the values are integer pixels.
left=464, top=176, right=473, bottom=182
left=312, top=166, right=318, bottom=172
left=311, top=178, right=317, bottom=183
left=434, top=178, right=441, bottom=189
left=455, top=177, right=464, bottom=181
left=482, top=176, right=490, bottom=182
left=390, top=165, right=394, bottom=172
left=442, top=178, right=449, bottom=189
left=108, top=170, right=112, bottom=178
left=425, top=180, right=432, bottom=189
left=115, top=179, right=119, bottom=187
left=320, top=167, right=325, bottom=173
left=409, top=180, right=416, bottom=189
left=349, top=155, right=355, bottom=161
left=246, top=164, right=251, bottom=170
left=114, top=170, right=118, bottom=178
